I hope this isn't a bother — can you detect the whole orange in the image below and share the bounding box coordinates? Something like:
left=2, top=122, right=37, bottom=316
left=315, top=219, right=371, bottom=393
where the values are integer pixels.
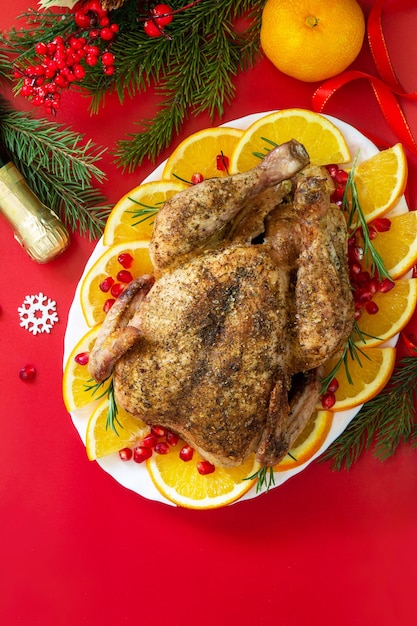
left=260, top=0, right=365, bottom=82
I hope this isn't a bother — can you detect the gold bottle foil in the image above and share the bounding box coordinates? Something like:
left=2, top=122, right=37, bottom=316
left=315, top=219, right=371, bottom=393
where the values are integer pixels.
left=0, top=161, right=70, bottom=263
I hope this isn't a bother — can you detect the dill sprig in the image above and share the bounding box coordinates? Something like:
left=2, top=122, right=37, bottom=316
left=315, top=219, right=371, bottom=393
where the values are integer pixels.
left=322, top=351, right=417, bottom=470
left=0, top=97, right=111, bottom=238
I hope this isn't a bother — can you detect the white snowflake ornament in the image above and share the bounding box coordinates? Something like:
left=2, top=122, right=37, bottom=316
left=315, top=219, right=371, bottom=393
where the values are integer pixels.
left=18, top=293, right=59, bottom=335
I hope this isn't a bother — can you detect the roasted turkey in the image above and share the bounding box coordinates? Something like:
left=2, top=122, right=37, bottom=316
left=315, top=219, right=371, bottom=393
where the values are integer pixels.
left=89, top=140, right=354, bottom=467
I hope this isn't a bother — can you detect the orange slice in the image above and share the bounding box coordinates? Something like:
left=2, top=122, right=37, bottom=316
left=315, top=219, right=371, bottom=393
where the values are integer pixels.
left=103, top=180, right=188, bottom=246
left=354, top=143, right=408, bottom=222
left=274, top=410, right=334, bottom=471
left=162, top=127, right=244, bottom=183
left=86, top=397, right=149, bottom=461
left=147, top=439, right=260, bottom=509
left=63, top=325, right=110, bottom=412
left=80, top=240, right=153, bottom=327
left=368, top=211, right=417, bottom=279
left=355, top=278, right=417, bottom=348
left=319, top=347, right=396, bottom=412
left=229, top=108, right=351, bottom=174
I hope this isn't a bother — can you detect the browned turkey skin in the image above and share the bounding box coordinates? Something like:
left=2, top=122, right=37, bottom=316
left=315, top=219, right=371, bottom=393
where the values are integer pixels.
left=88, top=140, right=354, bottom=467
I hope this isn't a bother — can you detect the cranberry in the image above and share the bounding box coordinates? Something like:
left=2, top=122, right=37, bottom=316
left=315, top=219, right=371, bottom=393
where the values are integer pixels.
left=19, top=364, right=36, bottom=381
left=74, top=351, right=89, bottom=365
left=119, top=448, right=133, bottom=461
left=133, top=446, right=153, bottom=463
left=197, top=460, right=215, bottom=475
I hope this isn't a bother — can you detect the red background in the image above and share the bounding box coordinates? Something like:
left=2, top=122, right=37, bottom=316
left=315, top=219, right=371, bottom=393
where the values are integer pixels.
left=1, top=2, right=417, bottom=625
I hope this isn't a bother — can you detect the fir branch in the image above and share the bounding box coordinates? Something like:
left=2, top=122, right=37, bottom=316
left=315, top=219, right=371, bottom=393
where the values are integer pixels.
left=322, top=352, right=417, bottom=470
left=0, top=97, right=111, bottom=238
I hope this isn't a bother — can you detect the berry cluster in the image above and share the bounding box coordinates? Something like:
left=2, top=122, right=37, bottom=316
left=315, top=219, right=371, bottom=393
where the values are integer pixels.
left=144, top=3, right=173, bottom=38
left=15, top=0, right=118, bottom=114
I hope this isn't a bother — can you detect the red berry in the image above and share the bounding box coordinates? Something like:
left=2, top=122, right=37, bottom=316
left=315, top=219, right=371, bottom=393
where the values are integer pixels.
left=100, top=27, right=114, bottom=41
left=103, top=65, right=115, bottom=76
left=19, top=364, right=36, bottom=381
left=118, top=253, right=134, bottom=268
left=101, top=51, right=115, bottom=66
left=152, top=4, right=173, bottom=26
left=133, top=446, right=153, bottom=463
left=74, top=352, right=89, bottom=365
left=179, top=444, right=194, bottom=462
left=144, top=19, right=164, bottom=38
left=35, top=42, right=48, bottom=56
left=75, top=11, right=91, bottom=28
left=119, top=448, right=133, bottom=461
left=197, top=460, right=215, bottom=475
left=86, top=54, right=99, bottom=67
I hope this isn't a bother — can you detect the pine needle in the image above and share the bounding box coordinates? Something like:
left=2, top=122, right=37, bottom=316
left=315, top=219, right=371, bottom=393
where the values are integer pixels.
left=0, top=97, right=111, bottom=239
left=322, top=352, right=417, bottom=470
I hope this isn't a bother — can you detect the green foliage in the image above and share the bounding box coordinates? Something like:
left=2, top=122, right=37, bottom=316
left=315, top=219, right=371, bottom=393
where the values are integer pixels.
left=0, top=98, right=111, bottom=238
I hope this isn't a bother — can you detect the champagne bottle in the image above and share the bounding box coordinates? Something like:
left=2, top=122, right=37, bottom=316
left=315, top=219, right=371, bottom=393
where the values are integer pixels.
left=0, top=143, right=70, bottom=263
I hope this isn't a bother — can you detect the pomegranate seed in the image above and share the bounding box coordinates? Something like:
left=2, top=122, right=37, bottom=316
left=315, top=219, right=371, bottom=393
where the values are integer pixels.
left=372, top=217, right=391, bottom=232
left=103, top=298, right=115, bottom=313
left=357, top=288, right=373, bottom=303
left=354, top=309, right=362, bottom=321
left=197, top=460, right=215, bottom=475
left=166, top=430, right=179, bottom=446
left=356, top=270, right=371, bottom=286
left=378, top=278, right=395, bottom=293
left=119, top=448, right=133, bottom=461
left=154, top=441, right=170, bottom=455
left=117, top=269, right=133, bottom=283
left=368, top=226, right=378, bottom=240
left=99, top=276, right=114, bottom=292
left=327, top=378, right=339, bottom=394
left=331, top=186, right=345, bottom=203
left=179, top=444, right=194, bottom=461
left=141, top=433, right=158, bottom=448
left=326, top=164, right=338, bottom=178
left=191, top=173, right=204, bottom=185
left=110, top=283, right=124, bottom=298
left=133, top=446, right=153, bottom=463
left=368, top=277, right=379, bottom=294
left=365, top=301, right=379, bottom=315
left=19, top=364, right=36, bottom=381
left=321, top=392, right=336, bottom=409
left=151, top=425, right=167, bottom=438
left=334, top=169, right=348, bottom=186
left=118, top=252, right=134, bottom=268
left=216, top=153, right=229, bottom=172
left=350, top=260, right=362, bottom=275
left=351, top=246, right=364, bottom=262
left=74, top=351, right=89, bottom=365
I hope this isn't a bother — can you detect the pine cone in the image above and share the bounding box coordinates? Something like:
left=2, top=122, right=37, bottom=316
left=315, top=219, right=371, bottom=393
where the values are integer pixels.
left=100, top=0, right=127, bottom=9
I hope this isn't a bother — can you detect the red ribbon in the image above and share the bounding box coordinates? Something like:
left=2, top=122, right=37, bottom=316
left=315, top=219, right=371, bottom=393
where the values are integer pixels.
left=312, top=0, right=417, bottom=156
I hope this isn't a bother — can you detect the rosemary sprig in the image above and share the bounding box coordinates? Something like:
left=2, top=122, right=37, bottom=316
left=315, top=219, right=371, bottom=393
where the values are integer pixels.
left=0, top=97, right=111, bottom=238
left=106, top=379, right=123, bottom=435
left=245, top=466, right=276, bottom=494
left=322, top=351, right=417, bottom=470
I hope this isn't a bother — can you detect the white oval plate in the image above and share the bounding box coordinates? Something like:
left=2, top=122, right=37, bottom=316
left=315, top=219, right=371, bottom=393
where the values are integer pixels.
left=63, top=111, right=405, bottom=507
